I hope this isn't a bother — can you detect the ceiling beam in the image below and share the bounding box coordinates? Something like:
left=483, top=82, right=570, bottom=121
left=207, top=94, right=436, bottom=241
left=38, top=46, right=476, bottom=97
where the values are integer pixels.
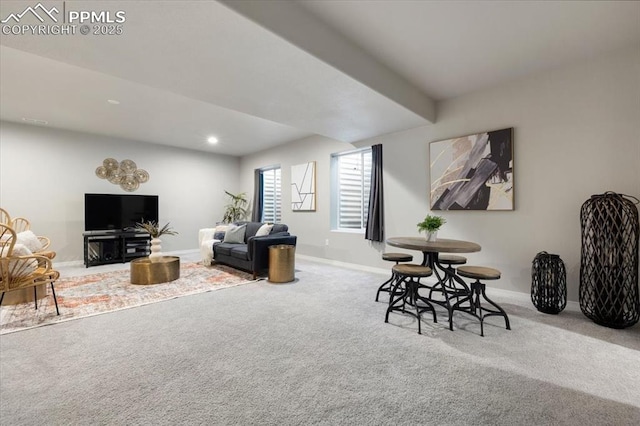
left=220, top=0, right=436, bottom=124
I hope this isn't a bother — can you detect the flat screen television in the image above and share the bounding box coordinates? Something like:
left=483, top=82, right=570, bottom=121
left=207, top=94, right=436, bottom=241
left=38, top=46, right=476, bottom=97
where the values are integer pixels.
left=84, top=193, right=159, bottom=232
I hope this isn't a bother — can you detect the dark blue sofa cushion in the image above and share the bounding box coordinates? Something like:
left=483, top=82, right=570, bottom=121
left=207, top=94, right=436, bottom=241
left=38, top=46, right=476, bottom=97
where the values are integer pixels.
left=230, top=246, right=249, bottom=260
left=214, top=243, right=236, bottom=256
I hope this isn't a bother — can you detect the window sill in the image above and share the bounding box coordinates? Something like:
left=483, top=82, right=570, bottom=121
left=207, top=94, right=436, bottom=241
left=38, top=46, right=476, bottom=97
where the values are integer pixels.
left=331, top=228, right=365, bottom=235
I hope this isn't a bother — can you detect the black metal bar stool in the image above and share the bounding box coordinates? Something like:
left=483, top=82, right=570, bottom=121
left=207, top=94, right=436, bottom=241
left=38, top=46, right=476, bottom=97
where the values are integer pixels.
left=385, top=264, right=437, bottom=334
left=429, top=254, right=467, bottom=297
left=438, top=254, right=467, bottom=267
left=375, top=252, right=413, bottom=302
left=426, top=254, right=469, bottom=330
left=452, top=266, right=511, bottom=336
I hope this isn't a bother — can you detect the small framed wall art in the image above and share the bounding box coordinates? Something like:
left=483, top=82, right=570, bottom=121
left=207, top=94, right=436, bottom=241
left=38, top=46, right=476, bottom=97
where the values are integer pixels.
left=430, top=128, right=514, bottom=210
left=291, top=161, right=316, bottom=211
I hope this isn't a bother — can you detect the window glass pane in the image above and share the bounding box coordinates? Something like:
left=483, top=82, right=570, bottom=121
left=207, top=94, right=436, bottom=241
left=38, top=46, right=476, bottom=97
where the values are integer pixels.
left=363, top=150, right=372, bottom=225
left=335, top=148, right=372, bottom=230
left=261, top=167, right=281, bottom=223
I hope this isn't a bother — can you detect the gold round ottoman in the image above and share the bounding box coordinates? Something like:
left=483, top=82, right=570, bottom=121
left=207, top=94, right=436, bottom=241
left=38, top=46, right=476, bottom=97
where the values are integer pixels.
left=130, top=256, right=180, bottom=285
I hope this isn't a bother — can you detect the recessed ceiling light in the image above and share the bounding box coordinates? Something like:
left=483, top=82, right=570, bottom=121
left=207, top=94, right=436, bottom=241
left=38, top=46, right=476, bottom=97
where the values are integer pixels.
left=107, top=99, right=120, bottom=105
left=207, top=136, right=219, bottom=144
left=21, top=117, right=48, bottom=125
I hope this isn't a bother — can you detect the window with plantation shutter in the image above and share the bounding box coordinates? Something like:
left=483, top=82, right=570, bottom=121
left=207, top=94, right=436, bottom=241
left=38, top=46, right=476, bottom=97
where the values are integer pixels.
left=331, top=148, right=372, bottom=231
left=261, top=167, right=281, bottom=223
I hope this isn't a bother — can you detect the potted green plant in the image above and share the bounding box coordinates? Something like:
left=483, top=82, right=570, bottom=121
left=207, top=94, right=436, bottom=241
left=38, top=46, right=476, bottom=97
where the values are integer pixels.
left=417, top=214, right=446, bottom=242
left=135, top=220, right=178, bottom=260
left=222, top=190, right=248, bottom=223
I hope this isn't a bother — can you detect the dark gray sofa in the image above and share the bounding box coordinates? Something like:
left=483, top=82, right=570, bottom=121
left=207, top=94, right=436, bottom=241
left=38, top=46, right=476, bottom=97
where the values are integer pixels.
left=212, top=221, right=297, bottom=279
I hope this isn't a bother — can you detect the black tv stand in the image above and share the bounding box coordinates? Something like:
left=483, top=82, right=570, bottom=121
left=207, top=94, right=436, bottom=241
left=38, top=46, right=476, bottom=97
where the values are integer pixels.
left=83, top=231, right=151, bottom=267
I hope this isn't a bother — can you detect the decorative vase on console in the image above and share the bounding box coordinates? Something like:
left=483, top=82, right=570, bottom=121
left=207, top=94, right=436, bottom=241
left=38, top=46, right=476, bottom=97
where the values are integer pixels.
left=149, top=238, right=163, bottom=260
left=417, top=214, right=446, bottom=243
left=135, top=220, right=178, bottom=262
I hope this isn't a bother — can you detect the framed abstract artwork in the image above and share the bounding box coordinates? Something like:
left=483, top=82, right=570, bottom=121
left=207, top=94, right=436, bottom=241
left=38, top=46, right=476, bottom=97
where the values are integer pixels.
left=291, top=161, right=316, bottom=211
left=430, top=128, right=514, bottom=210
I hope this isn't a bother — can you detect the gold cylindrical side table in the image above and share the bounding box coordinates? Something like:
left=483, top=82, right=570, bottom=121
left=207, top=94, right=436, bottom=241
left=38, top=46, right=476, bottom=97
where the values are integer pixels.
left=130, top=256, right=180, bottom=285
left=268, top=245, right=295, bottom=283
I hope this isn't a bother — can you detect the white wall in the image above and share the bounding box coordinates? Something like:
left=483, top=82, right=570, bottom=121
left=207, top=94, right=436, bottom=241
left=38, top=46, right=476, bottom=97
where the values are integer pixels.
left=0, top=122, right=240, bottom=262
left=240, top=46, right=640, bottom=301
left=240, top=135, right=368, bottom=260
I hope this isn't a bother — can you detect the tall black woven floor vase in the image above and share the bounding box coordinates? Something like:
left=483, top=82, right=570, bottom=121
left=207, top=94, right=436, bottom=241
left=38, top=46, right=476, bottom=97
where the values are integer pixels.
left=579, top=192, right=639, bottom=328
left=531, top=252, right=566, bottom=314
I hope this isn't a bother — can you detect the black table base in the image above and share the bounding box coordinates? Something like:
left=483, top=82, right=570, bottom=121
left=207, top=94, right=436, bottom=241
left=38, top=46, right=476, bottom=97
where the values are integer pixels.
left=449, top=280, right=511, bottom=337
left=423, top=253, right=472, bottom=331
left=385, top=252, right=510, bottom=336
left=385, top=276, right=437, bottom=334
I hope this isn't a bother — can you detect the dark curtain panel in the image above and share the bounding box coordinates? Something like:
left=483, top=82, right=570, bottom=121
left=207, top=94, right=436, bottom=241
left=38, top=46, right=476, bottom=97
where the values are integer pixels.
left=251, top=169, right=263, bottom=222
left=365, top=144, right=384, bottom=242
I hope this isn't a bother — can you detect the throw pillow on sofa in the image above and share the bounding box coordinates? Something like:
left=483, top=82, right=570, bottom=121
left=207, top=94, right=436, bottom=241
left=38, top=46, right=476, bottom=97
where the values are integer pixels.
left=214, top=224, right=229, bottom=241
left=255, top=223, right=274, bottom=237
left=223, top=224, right=246, bottom=244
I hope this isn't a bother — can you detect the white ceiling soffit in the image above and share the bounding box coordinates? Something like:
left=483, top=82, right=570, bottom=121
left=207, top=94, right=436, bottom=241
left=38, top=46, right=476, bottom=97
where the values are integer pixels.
left=0, top=0, right=432, bottom=154
left=298, top=0, right=640, bottom=101
left=0, top=46, right=311, bottom=156
left=220, top=0, right=436, bottom=122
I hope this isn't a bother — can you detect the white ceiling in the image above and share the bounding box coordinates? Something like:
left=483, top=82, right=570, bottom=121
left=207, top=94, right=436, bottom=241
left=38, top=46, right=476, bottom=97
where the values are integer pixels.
left=299, top=0, right=640, bottom=101
left=1, top=1, right=639, bottom=156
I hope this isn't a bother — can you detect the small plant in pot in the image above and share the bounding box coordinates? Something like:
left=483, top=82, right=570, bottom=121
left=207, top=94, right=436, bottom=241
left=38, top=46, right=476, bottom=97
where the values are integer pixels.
left=417, top=214, right=446, bottom=242
left=135, top=220, right=178, bottom=260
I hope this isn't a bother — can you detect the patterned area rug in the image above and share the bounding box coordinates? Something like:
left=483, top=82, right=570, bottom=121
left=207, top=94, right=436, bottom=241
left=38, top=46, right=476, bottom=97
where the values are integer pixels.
left=0, top=262, right=254, bottom=334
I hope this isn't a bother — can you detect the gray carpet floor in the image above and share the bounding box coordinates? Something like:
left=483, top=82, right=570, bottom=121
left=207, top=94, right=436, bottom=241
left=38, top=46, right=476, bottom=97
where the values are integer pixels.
left=1, top=258, right=639, bottom=425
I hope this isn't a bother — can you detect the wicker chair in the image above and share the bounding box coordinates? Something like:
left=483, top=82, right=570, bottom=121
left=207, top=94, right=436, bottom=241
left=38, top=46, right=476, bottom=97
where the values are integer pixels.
left=0, top=208, right=10, bottom=225
left=2, top=219, right=55, bottom=261
left=0, top=224, right=60, bottom=314
left=35, top=236, right=56, bottom=261
left=10, top=217, right=30, bottom=233
left=0, top=223, right=13, bottom=253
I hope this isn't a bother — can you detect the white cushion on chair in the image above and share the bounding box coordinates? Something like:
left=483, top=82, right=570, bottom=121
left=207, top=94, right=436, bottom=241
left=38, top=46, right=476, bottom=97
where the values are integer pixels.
left=16, top=230, right=43, bottom=253
left=2, top=243, right=38, bottom=274
left=11, top=243, right=32, bottom=256
left=0, top=244, right=10, bottom=257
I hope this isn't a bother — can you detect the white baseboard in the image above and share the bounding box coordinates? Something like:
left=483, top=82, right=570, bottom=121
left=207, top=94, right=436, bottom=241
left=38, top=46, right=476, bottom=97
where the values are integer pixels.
left=166, top=249, right=199, bottom=256
left=296, top=254, right=394, bottom=276
left=54, top=260, right=84, bottom=268
left=56, top=250, right=581, bottom=309
left=296, top=253, right=581, bottom=308
left=54, top=249, right=200, bottom=268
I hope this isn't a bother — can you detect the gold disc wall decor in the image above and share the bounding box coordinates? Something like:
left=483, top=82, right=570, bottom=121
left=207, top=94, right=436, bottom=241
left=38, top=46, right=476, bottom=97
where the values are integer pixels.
left=120, top=175, right=140, bottom=192
left=120, top=159, right=137, bottom=174
left=95, top=158, right=149, bottom=192
left=107, top=169, right=124, bottom=184
left=95, top=166, right=108, bottom=179
left=134, top=169, right=150, bottom=183
left=103, top=158, right=119, bottom=170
